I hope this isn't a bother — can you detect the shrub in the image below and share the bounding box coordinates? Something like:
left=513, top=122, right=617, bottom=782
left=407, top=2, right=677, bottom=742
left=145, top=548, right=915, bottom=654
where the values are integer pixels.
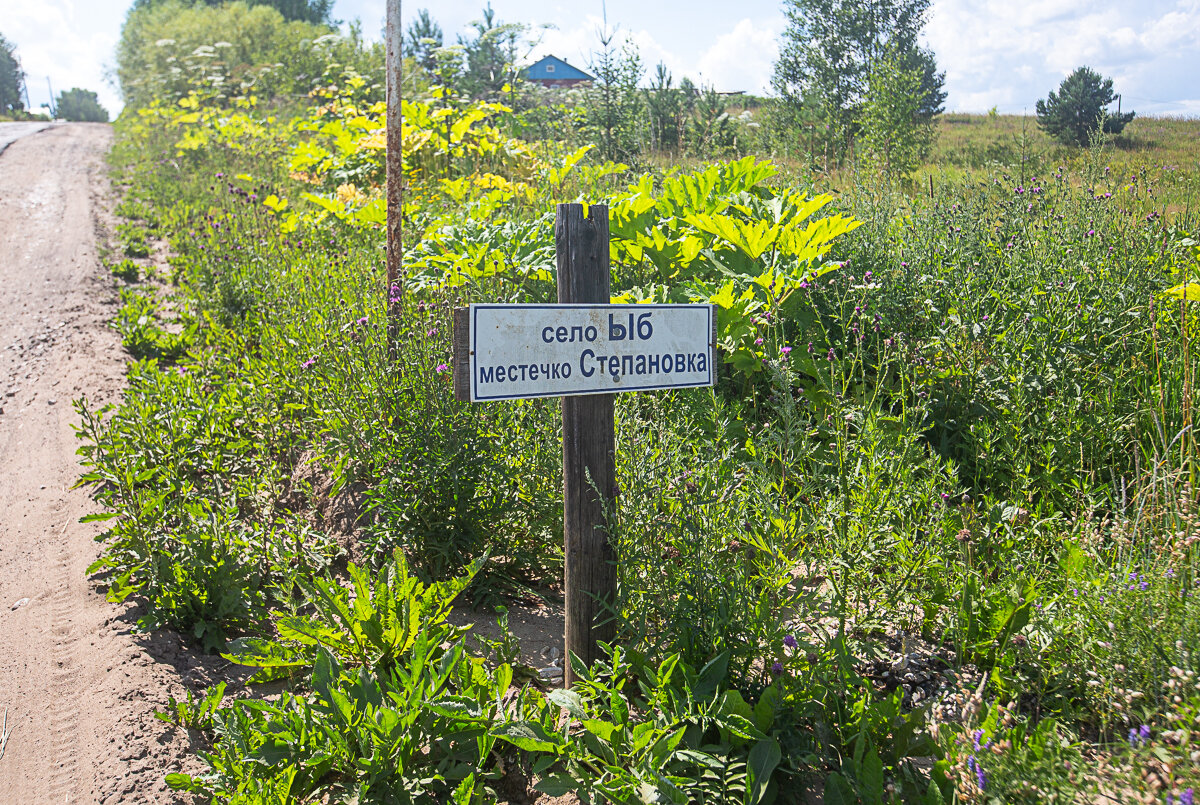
left=1035, top=66, right=1134, bottom=147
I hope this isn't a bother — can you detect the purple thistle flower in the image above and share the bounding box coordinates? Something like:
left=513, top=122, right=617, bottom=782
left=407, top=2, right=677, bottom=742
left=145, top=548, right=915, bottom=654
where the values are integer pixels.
left=783, top=634, right=797, bottom=649
left=771, top=661, right=784, bottom=675
left=357, top=316, right=368, bottom=326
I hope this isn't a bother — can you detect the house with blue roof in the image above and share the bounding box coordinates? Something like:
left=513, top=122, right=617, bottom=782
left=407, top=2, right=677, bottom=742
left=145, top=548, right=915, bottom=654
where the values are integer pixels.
left=523, top=55, right=594, bottom=88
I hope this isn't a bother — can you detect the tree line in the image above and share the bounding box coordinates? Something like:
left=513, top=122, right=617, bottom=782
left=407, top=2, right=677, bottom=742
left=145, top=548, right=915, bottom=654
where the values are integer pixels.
left=6, top=0, right=1134, bottom=160
left=405, top=0, right=1135, bottom=175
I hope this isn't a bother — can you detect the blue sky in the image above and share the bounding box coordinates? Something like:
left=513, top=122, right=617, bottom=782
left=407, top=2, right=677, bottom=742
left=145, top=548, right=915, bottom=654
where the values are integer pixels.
left=2, top=0, right=1198, bottom=118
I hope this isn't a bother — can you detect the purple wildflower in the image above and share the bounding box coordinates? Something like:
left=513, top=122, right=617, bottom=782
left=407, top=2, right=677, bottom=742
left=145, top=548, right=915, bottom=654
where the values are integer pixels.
left=771, top=661, right=784, bottom=675
left=1181, top=788, right=1194, bottom=805
left=301, top=357, right=316, bottom=369
left=783, top=634, right=797, bottom=649
left=435, top=363, right=450, bottom=374
left=976, top=764, right=986, bottom=792
left=781, top=346, right=792, bottom=355
left=827, top=348, right=835, bottom=361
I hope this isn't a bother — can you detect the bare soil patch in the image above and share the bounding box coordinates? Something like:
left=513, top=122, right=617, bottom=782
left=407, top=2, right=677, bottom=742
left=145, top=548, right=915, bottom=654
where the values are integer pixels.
left=0, top=122, right=207, bottom=803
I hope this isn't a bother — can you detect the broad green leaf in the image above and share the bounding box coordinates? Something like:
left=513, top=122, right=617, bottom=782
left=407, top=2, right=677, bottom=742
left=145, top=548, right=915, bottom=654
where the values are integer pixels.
left=747, top=739, right=782, bottom=804
left=490, top=720, right=561, bottom=752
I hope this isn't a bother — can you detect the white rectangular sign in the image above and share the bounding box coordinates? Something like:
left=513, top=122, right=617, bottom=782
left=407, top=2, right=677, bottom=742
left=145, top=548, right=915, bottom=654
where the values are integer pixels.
left=465, top=304, right=716, bottom=402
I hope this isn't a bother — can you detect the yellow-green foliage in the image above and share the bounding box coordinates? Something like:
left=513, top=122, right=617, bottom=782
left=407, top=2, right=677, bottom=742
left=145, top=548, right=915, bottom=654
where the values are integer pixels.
left=115, top=0, right=356, bottom=109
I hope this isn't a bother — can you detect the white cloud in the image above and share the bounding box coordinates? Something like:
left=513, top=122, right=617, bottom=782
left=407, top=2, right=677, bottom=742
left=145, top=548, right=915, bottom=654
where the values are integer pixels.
left=695, top=18, right=780, bottom=94
left=926, top=0, right=1200, bottom=114
left=3, top=0, right=122, bottom=116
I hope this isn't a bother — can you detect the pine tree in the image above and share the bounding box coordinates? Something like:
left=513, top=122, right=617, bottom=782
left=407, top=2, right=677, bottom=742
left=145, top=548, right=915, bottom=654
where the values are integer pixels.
left=1035, top=66, right=1134, bottom=147
left=404, top=9, right=443, bottom=74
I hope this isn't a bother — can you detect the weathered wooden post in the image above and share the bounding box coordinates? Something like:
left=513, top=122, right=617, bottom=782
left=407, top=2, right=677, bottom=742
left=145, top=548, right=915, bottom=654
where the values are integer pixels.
left=453, top=203, right=716, bottom=686
left=556, top=203, right=617, bottom=683
left=385, top=0, right=403, bottom=340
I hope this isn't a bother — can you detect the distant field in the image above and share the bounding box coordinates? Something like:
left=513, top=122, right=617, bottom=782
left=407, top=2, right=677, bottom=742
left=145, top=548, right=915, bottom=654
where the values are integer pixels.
left=933, top=112, right=1200, bottom=169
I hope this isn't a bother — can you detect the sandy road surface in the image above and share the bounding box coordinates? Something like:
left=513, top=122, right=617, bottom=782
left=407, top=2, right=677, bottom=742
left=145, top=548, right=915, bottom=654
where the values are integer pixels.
left=0, top=123, right=202, bottom=803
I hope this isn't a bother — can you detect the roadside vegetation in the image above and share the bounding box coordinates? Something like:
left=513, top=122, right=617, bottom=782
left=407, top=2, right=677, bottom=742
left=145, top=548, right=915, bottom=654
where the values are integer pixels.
left=75, top=0, right=1200, bottom=802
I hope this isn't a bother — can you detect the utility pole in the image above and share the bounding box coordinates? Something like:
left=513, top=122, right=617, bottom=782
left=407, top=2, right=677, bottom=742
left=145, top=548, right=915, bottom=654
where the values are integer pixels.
left=15, top=56, right=30, bottom=111
left=385, top=0, right=403, bottom=340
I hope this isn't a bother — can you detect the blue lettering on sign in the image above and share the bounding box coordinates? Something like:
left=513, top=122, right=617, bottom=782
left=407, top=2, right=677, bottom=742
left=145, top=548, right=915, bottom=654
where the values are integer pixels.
left=608, top=314, right=626, bottom=341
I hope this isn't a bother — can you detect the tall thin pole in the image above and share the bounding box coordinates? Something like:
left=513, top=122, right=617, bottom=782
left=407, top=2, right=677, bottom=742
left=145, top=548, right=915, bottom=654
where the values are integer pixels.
left=386, top=0, right=403, bottom=337
left=15, top=56, right=29, bottom=111
left=46, top=77, right=55, bottom=118
left=556, top=203, right=617, bottom=687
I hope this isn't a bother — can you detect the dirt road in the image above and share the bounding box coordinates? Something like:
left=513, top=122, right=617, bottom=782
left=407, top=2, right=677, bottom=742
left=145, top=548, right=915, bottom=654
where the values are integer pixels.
left=0, top=123, right=196, bottom=803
